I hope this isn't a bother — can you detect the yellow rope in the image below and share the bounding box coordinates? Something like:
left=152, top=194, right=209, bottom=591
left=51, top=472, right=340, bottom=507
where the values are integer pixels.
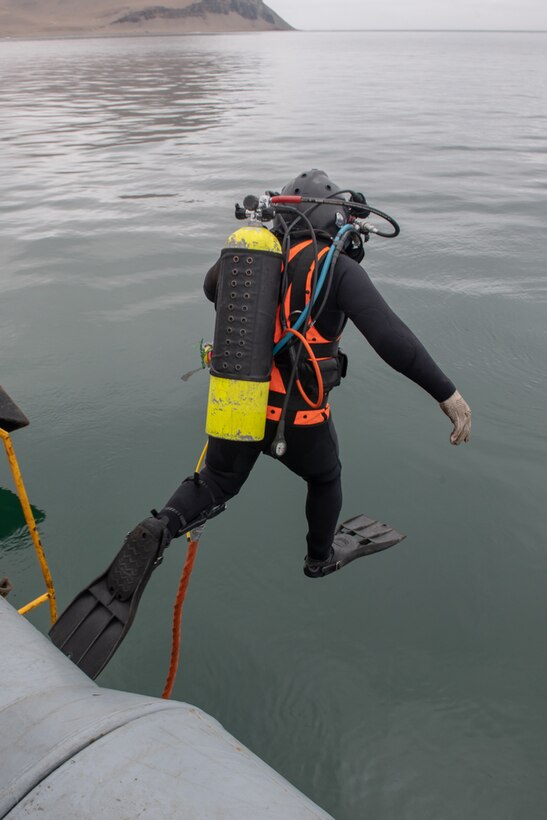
left=194, top=440, right=209, bottom=476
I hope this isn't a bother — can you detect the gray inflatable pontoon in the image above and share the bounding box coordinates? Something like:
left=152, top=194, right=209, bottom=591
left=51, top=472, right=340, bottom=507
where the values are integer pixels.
left=0, top=597, right=332, bottom=818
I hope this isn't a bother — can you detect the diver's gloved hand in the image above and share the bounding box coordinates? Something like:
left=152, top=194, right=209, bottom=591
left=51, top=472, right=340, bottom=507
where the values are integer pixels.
left=439, top=390, right=472, bottom=445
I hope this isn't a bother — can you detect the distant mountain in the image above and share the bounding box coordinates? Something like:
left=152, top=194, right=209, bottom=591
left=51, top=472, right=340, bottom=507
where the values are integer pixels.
left=0, top=0, right=293, bottom=38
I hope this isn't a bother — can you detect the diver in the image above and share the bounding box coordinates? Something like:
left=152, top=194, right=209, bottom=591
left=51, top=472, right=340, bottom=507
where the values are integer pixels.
left=50, top=169, right=471, bottom=678
left=157, top=169, right=471, bottom=572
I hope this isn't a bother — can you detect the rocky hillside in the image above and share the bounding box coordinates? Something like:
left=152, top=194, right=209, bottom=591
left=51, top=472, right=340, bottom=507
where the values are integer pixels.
left=0, top=0, right=292, bottom=38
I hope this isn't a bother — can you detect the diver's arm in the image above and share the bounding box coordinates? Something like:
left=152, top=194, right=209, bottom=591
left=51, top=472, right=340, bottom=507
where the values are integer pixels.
left=334, top=256, right=471, bottom=443
left=203, top=259, right=221, bottom=303
left=335, top=257, right=455, bottom=401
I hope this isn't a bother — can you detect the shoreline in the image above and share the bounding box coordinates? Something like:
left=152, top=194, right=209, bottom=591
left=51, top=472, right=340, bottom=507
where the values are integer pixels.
left=1, top=29, right=545, bottom=43
left=0, top=30, right=295, bottom=42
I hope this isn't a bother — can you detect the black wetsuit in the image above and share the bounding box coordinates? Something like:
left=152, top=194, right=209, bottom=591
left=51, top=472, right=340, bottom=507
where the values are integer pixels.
left=159, top=250, right=455, bottom=560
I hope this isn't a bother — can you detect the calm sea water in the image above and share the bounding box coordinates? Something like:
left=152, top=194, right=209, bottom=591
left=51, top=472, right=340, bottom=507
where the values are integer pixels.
left=1, top=31, right=546, bottom=819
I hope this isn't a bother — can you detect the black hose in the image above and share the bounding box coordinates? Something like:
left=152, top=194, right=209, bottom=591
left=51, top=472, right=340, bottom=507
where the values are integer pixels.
left=268, top=204, right=322, bottom=457
left=294, top=191, right=400, bottom=239
left=311, top=228, right=360, bottom=327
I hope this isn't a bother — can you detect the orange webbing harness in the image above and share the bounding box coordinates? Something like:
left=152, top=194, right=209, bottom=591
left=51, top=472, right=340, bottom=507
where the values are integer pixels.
left=267, top=240, right=338, bottom=425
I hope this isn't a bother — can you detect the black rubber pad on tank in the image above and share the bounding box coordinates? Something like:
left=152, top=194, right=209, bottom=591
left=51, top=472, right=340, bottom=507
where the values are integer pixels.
left=210, top=248, right=282, bottom=382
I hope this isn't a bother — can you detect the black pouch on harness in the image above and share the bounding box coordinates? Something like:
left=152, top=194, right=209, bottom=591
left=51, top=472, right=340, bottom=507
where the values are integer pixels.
left=299, top=349, right=348, bottom=394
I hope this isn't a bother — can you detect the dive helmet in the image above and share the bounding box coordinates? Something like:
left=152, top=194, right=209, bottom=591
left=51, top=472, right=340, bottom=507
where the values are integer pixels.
left=279, top=169, right=350, bottom=236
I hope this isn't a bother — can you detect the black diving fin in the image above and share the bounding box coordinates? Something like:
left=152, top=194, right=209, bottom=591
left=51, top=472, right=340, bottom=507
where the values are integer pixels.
left=49, top=498, right=225, bottom=679
left=303, top=513, right=406, bottom=578
left=49, top=516, right=175, bottom=679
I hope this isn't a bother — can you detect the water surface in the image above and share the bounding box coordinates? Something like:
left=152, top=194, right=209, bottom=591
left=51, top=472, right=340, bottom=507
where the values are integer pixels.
left=1, top=31, right=546, bottom=820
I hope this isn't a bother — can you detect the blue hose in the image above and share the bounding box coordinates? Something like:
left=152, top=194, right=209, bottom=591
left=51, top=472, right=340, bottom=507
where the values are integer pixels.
left=272, top=224, right=355, bottom=356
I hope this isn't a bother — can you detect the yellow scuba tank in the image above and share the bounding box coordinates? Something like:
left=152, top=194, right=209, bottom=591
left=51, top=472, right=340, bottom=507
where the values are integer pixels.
left=205, top=224, right=283, bottom=442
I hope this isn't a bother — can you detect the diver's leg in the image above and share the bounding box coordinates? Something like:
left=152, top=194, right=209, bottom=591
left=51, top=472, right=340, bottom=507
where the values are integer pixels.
left=273, top=417, right=342, bottom=560
left=49, top=437, right=263, bottom=678
left=278, top=418, right=406, bottom=578
left=305, top=475, right=343, bottom=560
left=104, top=436, right=262, bottom=605
left=158, top=436, right=262, bottom=538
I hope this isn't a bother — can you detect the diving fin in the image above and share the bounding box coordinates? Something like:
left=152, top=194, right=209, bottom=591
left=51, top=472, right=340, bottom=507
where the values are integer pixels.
left=303, top=513, right=406, bottom=579
left=49, top=516, right=172, bottom=679
left=49, top=496, right=226, bottom=679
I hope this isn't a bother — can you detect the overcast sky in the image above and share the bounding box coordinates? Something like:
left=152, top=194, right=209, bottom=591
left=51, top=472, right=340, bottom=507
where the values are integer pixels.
left=268, top=0, right=547, bottom=31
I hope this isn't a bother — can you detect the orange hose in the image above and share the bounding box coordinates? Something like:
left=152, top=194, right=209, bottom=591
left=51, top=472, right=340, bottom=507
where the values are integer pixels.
left=283, top=327, right=324, bottom=409
left=162, top=537, right=199, bottom=699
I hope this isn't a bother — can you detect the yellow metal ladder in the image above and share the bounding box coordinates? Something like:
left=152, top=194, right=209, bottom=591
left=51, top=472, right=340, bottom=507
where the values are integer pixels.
left=0, top=386, right=56, bottom=623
